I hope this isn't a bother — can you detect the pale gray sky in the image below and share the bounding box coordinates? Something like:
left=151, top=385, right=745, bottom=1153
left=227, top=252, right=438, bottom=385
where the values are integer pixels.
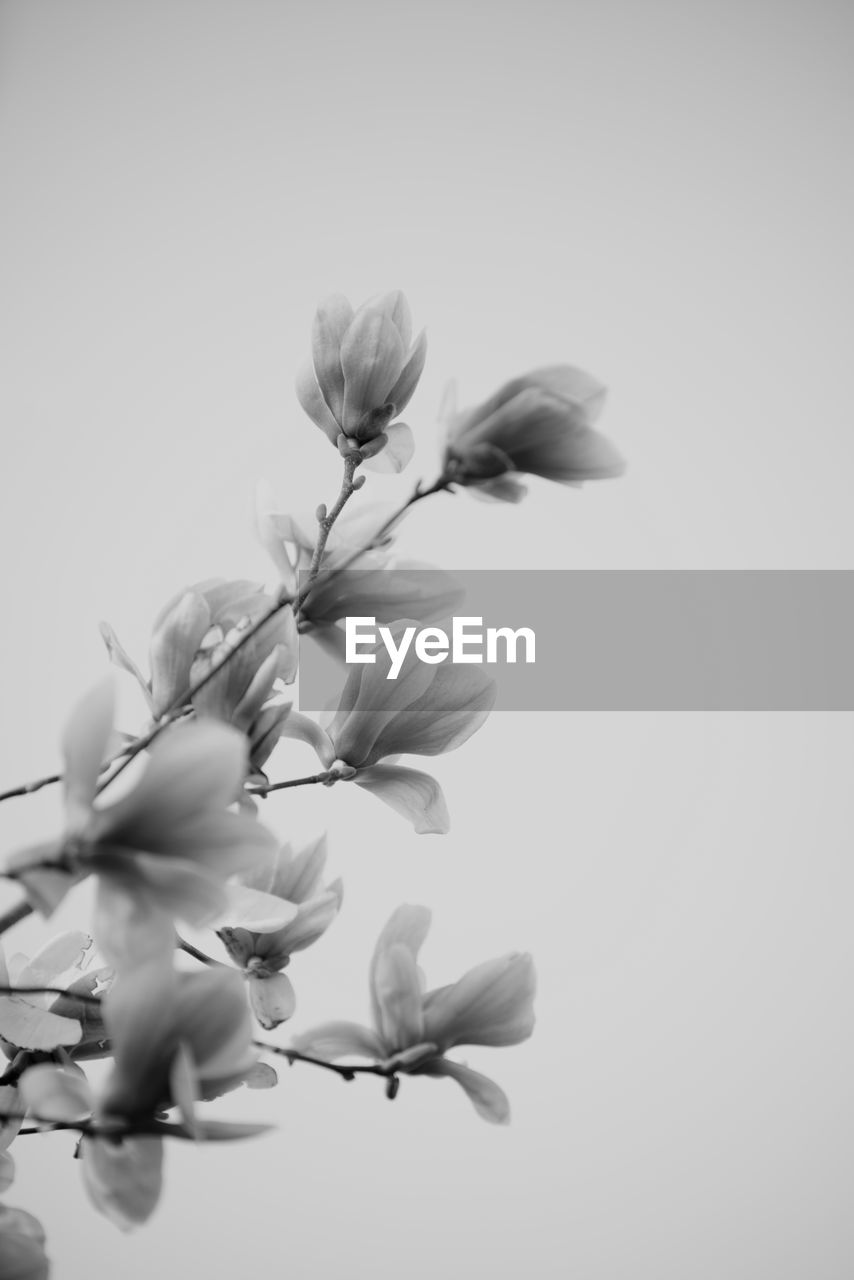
left=1, top=2, right=853, bottom=1278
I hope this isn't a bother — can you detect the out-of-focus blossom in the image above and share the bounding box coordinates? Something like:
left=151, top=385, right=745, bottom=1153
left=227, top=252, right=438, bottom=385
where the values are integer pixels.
left=281, top=622, right=496, bottom=833
left=0, top=1205, right=50, bottom=1279
left=296, top=292, right=426, bottom=474
left=442, top=366, right=625, bottom=502
left=6, top=682, right=277, bottom=967
left=0, top=932, right=111, bottom=1055
left=217, top=836, right=343, bottom=1029
left=20, top=960, right=269, bottom=1230
left=100, top=579, right=297, bottom=775
left=293, top=905, right=536, bottom=1124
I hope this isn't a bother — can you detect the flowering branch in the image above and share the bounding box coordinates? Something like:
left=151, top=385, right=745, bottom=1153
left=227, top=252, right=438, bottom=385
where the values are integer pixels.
left=255, top=1040, right=399, bottom=1092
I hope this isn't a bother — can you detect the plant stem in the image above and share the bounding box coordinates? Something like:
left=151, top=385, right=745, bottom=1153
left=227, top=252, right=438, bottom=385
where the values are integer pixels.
left=176, top=937, right=226, bottom=968
left=0, top=986, right=101, bottom=1005
left=0, top=463, right=448, bottom=810
left=247, top=770, right=336, bottom=796
left=254, top=1040, right=398, bottom=1088
left=0, top=773, right=61, bottom=805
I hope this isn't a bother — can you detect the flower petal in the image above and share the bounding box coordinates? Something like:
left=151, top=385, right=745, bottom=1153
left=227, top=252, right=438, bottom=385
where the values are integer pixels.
left=354, top=765, right=450, bottom=834
left=311, top=293, right=354, bottom=424
left=386, top=327, right=427, bottom=415
left=367, top=664, right=497, bottom=762
left=423, top=953, right=536, bottom=1050
left=270, top=835, right=328, bottom=903
left=422, top=1058, right=511, bottom=1124
left=296, top=361, right=342, bottom=443
left=99, top=623, right=153, bottom=708
left=340, top=309, right=406, bottom=433
left=290, top=1020, right=384, bottom=1061
left=97, top=721, right=248, bottom=847
left=0, top=997, right=81, bottom=1052
left=369, top=904, right=431, bottom=1034
left=219, top=884, right=298, bottom=933
left=277, top=712, right=336, bottom=767
left=92, top=874, right=178, bottom=972
left=148, top=592, right=211, bottom=717
left=62, top=680, right=116, bottom=831
left=82, top=1135, right=164, bottom=1230
left=362, top=422, right=415, bottom=474
left=248, top=972, right=296, bottom=1030
left=18, top=1064, right=93, bottom=1122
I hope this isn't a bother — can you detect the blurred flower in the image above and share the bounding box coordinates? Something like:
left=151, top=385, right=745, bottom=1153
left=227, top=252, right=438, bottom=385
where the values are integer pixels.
left=296, top=292, right=426, bottom=473
left=281, top=622, right=496, bottom=833
left=0, top=1205, right=50, bottom=1279
left=442, top=366, right=625, bottom=502
left=293, top=905, right=536, bottom=1123
left=217, top=836, right=343, bottom=1029
left=6, top=682, right=277, bottom=967
left=0, top=932, right=111, bottom=1056
left=100, top=579, right=297, bottom=775
left=19, top=960, right=269, bottom=1230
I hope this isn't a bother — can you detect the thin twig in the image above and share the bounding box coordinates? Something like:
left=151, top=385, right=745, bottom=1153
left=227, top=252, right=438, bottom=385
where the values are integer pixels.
left=254, top=1040, right=398, bottom=1087
left=0, top=986, right=102, bottom=1006
left=246, top=770, right=336, bottom=796
left=176, top=937, right=227, bottom=968
left=0, top=466, right=450, bottom=811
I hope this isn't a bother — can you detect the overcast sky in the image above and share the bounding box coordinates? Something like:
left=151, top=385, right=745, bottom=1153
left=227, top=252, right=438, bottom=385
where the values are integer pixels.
left=1, top=2, right=853, bottom=1278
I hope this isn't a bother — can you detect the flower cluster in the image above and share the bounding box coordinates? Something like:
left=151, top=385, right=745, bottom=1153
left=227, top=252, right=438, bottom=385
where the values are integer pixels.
left=0, top=285, right=625, bottom=1261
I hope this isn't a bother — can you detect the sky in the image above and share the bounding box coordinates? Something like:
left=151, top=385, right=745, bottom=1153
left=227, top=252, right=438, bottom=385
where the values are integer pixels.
left=1, top=1, right=853, bottom=1277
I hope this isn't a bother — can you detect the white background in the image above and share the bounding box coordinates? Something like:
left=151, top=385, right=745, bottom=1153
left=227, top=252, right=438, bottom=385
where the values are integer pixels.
left=1, top=2, right=853, bottom=1277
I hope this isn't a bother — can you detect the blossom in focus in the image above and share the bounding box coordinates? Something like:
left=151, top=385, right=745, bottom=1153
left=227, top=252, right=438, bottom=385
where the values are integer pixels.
left=296, top=292, right=426, bottom=474
left=0, top=1205, right=50, bottom=1280
left=442, top=366, right=625, bottom=502
left=100, top=579, right=297, bottom=775
left=217, top=836, right=343, bottom=1029
left=0, top=932, right=111, bottom=1056
left=6, top=682, right=277, bottom=967
left=281, top=622, right=496, bottom=833
left=293, top=905, right=536, bottom=1123
left=19, top=960, right=269, bottom=1229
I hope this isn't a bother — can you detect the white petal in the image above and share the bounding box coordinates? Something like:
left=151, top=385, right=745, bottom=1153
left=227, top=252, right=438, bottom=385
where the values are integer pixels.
left=18, top=1064, right=93, bottom=1122
left=62, top=680, right=116, bottom=831
left=354, top=765, right=450, bottom=834
left=248, top=972, right=296, bottom=1030
left=219, top=884, right=298, bottom=933
left=291, top=1020, right=384, bottom=1060
left=99, top=721, right=248, bottom=846
left=362, top=422, right=415, bottom=474
left=82, top=1136, right=164, bottom=1230
left=425, top=1058, right=511, bottom=1124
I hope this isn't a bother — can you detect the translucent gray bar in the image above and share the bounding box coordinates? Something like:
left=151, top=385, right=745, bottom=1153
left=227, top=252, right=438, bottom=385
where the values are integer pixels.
left=297, top=570, right=854, bottom=711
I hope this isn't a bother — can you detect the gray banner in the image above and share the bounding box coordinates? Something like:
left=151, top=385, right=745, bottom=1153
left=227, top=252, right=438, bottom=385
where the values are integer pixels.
left=296, top=570, right=854, bottom=710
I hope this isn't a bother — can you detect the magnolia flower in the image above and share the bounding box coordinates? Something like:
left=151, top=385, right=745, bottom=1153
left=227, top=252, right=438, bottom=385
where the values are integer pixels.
left=0, top=932, right=111, bottom=1056
left=293, top=906, right=536, bottom=1123
left=217, top=836, right=343, bottom=1029
left=100, top=578, right=297, bottom=775
left=296, top=292, right=426, bottom=474
left=6, top=682, right=277, bottom=967
left=442, top=366, right=625, bottom=502
left=0, top=1205, right=49, bottom=1280
left=282, top=622, right=496, bottom=833
left=18, top=960, right=269, bottom=1229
